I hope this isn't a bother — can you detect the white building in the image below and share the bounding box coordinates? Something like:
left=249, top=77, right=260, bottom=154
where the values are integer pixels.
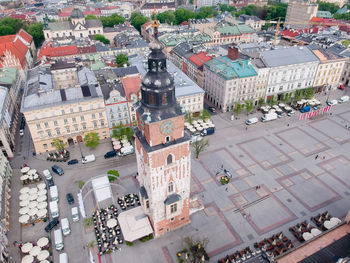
left=0, top=150, right=12, bottom=232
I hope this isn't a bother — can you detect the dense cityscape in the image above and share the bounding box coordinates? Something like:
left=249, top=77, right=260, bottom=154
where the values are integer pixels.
left=0, top=0, right=350, bottom=262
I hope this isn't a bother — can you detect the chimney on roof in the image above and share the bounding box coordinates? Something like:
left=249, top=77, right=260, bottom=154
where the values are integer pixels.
left=227, top=44, right=239, bottom=61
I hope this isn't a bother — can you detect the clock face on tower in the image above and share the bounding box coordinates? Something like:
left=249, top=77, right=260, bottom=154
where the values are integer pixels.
left=160, top=120, right=174, bottom=135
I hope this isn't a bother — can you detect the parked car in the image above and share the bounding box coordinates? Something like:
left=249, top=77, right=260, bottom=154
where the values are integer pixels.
left=327, top=100, right=338, bottom=106
left=67, top=159, right=78, bottom=165
left=71, top=207, right=79, bottom=222
left=82, top=154, right=95, bottom=164
left=19, top=130, right=24, bottom=136
left=44, top=218, right=59, bottom=232
left=313, top=106, right=320, bottom=110
left=208, top=107, right=216, bottom=113
left=66, top=193, right=74, bottom=205
left=287, top=110, right=295, bottom=116
left=300, top=106, right=311, bottom=113
left=338, top=95, right=349, bottom=104
left=104, top=150, right=117, bottom=159
left=47, top=178, right=54, bottom=188
left=52, top=165, right=64, bottom=176
left=245, top=117, right=258, bottom=125
left=338, top=83, right=344, bottom=90
left=278, top=112, right=287, bottom=118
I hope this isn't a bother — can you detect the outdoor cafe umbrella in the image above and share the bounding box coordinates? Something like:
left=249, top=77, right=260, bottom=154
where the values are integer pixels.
left=209, top=124, right=215, bottom=128
left=37, top=237, right=49, bottom=247
left=112, top=137, right=116, bottom=142
left=184, top=122, right=190, bottom=126
left=330, top=217, right=341, bottom=225
left=29, top=188, right=38, bottom=195
left=21, top=167, right=30, bottom=174
left=21, top=255, right=34, bottom=263
left=37, top=202, right=47, bottom=210
left=302, top=232, right=313, bottom=241
left=19, top=207, right=29, bottom=215
left=114, top=145, right=121, bottom=150
left=37, top=250, right=49, bottom=261
left=197, top=119, right=204, bottom=124
left=107, top=218, right=118, bottom=228
left=37, top=195, right=47, bottom=202
left=20, top=193, right=29, bottom=201
left=29, top=201, right=38, bottom=209
left=21, top=242, right=33, bottom=253
left=278, top=103, right=285, bottom=108
left=196, top=126, right=203, bottom=131
left=37, top=209, right=47, bottom=218
left=33, top=174, right=39, bottom=180
left=19, top=214, right=30, bottom=224
left=28, top=169, right=37, bottom=176
left=20, top=187, right=30, bottom=194
left=310, top=228, right=322, bottom=237
left=29, top=194, right=38, bottom=201
left=202, top=123, right=208, bottom=129
left=191, top=120, right=198, bottom=125
left=324, top=220, right=332, bottom=229
left=38, top=189, right=47, bottom=196
left=40, top=260, right=49, bottom=263
left=20, top=200, right=30, bottom=207
left=28, top=207, right=38, bottom=217
left=29, top=246, right=41, bottom=257
left=20, top=175, right=29, bottom=182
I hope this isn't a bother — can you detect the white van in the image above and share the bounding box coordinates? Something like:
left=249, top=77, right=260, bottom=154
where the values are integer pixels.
left=338, top=96, right=349, bottom=104
left=61, top=218, right=71, bottom=236
left=71, top=207, right=79, bottom=222
left=82, top=154, right=96, bottom=164
left=43, top=169, right=52, bottom=180
left=59, top=253, right=68, bottom=263
left=245, top=117, right=258, bottom=125
left=54, top=228, right=64, bottom=251
left=50, top=185, right=58, bottom=202
left=49, top=200, right=59, bottom=218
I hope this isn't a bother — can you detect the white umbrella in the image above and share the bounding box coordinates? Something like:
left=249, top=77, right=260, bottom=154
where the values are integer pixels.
left=272, top=105, right=279, bottom=109
left=37, top=209, right=47, bottom=218
left=20, top=200, right=30, bottom=207
left=112, top=141, right=119, bottom=146
left=107, top=218, right=118, bottom=228
left=19, top=207, right=29, bottom=215
left=184, top=122, right=190, bottom=126
left=28, top=208, right=38, bottom=217
left=28, top=169, right=37, bottom=175
left=20, top=187, right=30, bottom=194
left=302, top=232, right=313, bottom=241
left=278, top=103, right=285, bottom=108
left=37, top=237, right=49, bottom=247
left=191, top=120, right=198, bottom=125
left=37, top=250, right=49, bottom=261
left=40, top=260, right=49, bottom=263
left=33, top=174, right=39, bottom=180
left=310, top=228, right=322, bottom=237
left=38, top=189, right=47, bottom=196
left=37, top=183, right=46, bottom=190
left=114, top=145, right=121, bottom=150
left=29, top=188, right=38, bottom=195
left=324, top=220, right=332, bottom=229
left=29, top=194, right=38, bottom=201
left=37, top=195, right=47, bottom=202
left=20, top=175, right=29, bottom=181
left=21, top=167, right=30, bottom=174
left=28, top=175, right=33, bottom=181
left=29, top=201, right=38, bottom=209
left=37, top=202, right=47, bottom=209
left=196, top=126, right=203, bottom=131
left=197, top=119, right=204, bottom=123
left=20, top=193, right=29, bottom=201
left=21, top=255, right=34, bottom=263
left=29, top=246, right=41, bottom=257
left=21, top=242, right=33, bottom=253
left=330, top=217, right=341, bottom=225
left=19, top=214, right=30, bottom=224
left=209, top=124, right=215, bottom=128
left=202, top=124, right=208, bottom=129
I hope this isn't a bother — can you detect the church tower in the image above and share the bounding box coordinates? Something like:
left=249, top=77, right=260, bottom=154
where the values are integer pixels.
left=135, top=40, right=191, bottom=237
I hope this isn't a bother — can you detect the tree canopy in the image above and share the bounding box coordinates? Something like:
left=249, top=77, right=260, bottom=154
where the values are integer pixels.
left=116, top=53, right=129, bottom=67
left=86, top=14, right=97, bottom=20
left=219, top=4, right=236, bottom=13
left=94, top=34, right=110, bottom=44
left=84, top=132, right=100, bottom=149
left=317, top=1, right=339, bottom=14
left=100, top=14, right=126, bottom=28
left=52, top=138, right=67, bottom=152
left=157, top=11, right=176, bottom=24
left=26, top=23, right=44, bottom=47
left=130, top=12, right=150, bottom=32
left=112, top=125, right=133, bottom=141
left=234, top=2, right=287, bottom=21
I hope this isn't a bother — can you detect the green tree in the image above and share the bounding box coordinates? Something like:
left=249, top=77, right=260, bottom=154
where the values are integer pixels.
left=199, top=109, right=211, bottom=121
left=84, top=132, right=100, bottom=149
left=86, top=14, right=97, bottom=20
left=317, top=1, right=339, bottom=14
left=174, top=8, right=196, bottom=25
left=185, top=113, right=195, bottom=123
left=341, top=39, right=349, bottom=47
left=245, top=100, right=254, bottom=115
left=100, top=14, right=126, bottom=28
left=112, top=125, right=134, bottom=141
left=157, top=11, right=176, bottom=24
left=196, top=6, right=218, bottom=19
left=191, top=138, right=209, bottom=159
left=94, top=34, right=110, bottom=44
left=0, top=17, right=24, bottom=35
left=177, top=237, right=210, bottom=262
left=303, top=88, right=314, bottom=100
left=26, top=23, right=44, bottom=47
left=0, top=25, right=15, bottom=35
left=82, top=217, right=94, bottom=229
left=116, top=53, right=129, bottom=67
left=130, top=12, right=150, bottom=31
left=233, top=103, right=243, bottom=117
left=52, top=138, right=67, bottom=152
left=78, top=180, right=85, bottom=190
left=257, top=97, right=265, bottom=109
left=107, top=170, right=120, bottom=182
left=267, top=96, right=278, bottom=106
left=219, top=4, right=236, bottom=12
left=293, top=90, right=303, bottom=102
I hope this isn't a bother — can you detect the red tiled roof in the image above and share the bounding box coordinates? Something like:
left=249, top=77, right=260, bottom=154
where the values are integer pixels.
left=18, top=29, right=33, bottom=44
left=0, top=35, right=16, bottom=43
left=188, top=51, right=213, bottom=67
left=77, top=45, right=97, bottom=54
left=84, top=10, right=101, bottom=15
left=142, top=21, right=152, bottom=29
left=38, top=43, right=78, bottom=59
left=122, top=76, right=141, bottom=101
left=58, top=12, right=71, bottom=17
left=280, top=29, right=300, bottom=38
left=11, top=13, right=26, bottom=19
left=100, top=6, right=118, bottom=10
left=0, top=31, right=29, bottom=69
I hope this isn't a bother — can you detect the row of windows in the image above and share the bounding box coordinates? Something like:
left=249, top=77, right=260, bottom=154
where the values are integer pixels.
left=33, top=105, right=103, bottom=120
left=35, top=113, right=104, bottom=129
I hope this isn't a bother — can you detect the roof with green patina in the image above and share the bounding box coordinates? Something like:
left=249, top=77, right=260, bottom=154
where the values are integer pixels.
left=0, top=67, right=18, bottom=84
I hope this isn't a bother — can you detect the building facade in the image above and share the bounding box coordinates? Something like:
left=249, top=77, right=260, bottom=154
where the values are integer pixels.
left=121, top=75, right=141, bottom=126
left=21, top=63, right=109, bottom=153
left=0, top=150, right=12, bottom=232
left=285, top=1, right=318, bottom=26
left=135, top=41, right=191, bottom=237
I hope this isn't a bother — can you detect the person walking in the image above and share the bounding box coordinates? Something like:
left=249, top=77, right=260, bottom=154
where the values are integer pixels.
left=315, top=155, right=319, bottom=160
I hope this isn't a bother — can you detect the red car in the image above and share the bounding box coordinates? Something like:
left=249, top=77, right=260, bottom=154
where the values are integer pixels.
left=338, top=84, right=344, bottom=90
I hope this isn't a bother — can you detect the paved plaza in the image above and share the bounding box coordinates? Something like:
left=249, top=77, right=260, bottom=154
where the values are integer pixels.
left=7, top=90, right=350, bottom=263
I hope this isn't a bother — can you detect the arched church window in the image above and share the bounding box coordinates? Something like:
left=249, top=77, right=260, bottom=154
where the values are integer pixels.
left=149, top=94, right=155, bottom=105
left=167, top=154, right=173, bottom=165
left=168, top=181, right=174, bottom=192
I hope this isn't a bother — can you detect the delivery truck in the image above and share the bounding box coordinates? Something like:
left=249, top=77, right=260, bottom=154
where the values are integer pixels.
left=50, top=185, right=58, bottom=202
left=261, top=112, right=278, bottom=122
left=82, top=154, right=96, bottom=164
left=49, top=200, right=59, bottom=218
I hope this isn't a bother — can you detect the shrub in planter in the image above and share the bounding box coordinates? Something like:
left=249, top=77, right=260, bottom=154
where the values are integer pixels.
left=125, top=241, right=133, bottom=246
left=106, top=249, right=112, bottom=254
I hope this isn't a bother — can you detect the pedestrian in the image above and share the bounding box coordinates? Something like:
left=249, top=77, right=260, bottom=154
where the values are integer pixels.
left=287, top=124, right=290, bottom=127
left=323, top=156, right=325, bottom=160
left=83, top=245, right=85, bottom=250
left=245, top=127, right=248, bottom=131
left=315, top=155, right=319, bottom=160
left=256, top=186, right=258, bottom=190
left=13, top=241, right=16, bottom=247
left=225, top=187, right=228, bottom=192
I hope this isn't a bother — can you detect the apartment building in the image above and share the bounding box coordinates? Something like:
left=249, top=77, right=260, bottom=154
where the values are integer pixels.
left=285, top=1, right=318, bottom=27
left=0, top=150, right=11, bottom=230
left=21, top=61, right=109, bottom=153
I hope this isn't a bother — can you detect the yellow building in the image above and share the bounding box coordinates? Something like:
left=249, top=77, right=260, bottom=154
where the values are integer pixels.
left=21, top=61, right=109, bottom=153
left=311, top=47, right=346, bottom=92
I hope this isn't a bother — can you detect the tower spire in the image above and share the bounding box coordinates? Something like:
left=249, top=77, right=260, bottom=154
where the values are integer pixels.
left=151, top=8, right=160, bottom=39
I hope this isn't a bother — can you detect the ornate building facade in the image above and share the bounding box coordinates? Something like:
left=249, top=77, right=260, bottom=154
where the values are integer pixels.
left=134, top=41, right=191, bottom=237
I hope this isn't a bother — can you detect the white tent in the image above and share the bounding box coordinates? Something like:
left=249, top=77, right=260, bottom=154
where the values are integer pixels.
left=20, top=187, right=30, bottom=194
left=310, top=228, right=322, bottom=237
left=37, top=183, right=46, bottom=190
left=37, top=202, right=47, bottom=209
left=38, top=189, right=47, bottom=196
left=91, top=176, right=112, bottom=203
left=37, top=237, right=49, bottom=247
left=29, top=188, right=38, bottom=195
left=19, top=215, right=30, bottom=224
left=19, top=194, right=29, bottom=201
left=118, top=206, right=153, bottom=242
left=28, top=208, right=38, bottom=217
left=37, top=209, right=47, bottom=218
left=19, top=207, right=29, bottom=215
left=21, top=255, right=34, bottom=263
left=37, top=195, right=47, bottom=202
left=21, top=167, right=30, bottom=174
left=29, top=201, right=38, bottom=209
left=37, top=250, right=49, bottom=260
left=29, top=246, right=41, bottom=256
left=20, top=200, right=30, bottom=207
left=302, top=232, right=313, bottom=241
left=21, top=242, right=33, bottom=253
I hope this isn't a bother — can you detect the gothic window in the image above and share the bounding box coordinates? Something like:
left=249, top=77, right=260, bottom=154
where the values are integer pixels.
left=170, top=203, right=177, bottom=213
left=149, top=94, right=155, bottom=105
left=162, top=93, right=167, bottom=105
left=167, top=154, right=173, bottom=165
left=168, top=182, right=174, bottom=192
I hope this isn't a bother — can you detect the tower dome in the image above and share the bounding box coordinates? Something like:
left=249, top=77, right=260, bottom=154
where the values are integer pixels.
left=71, top=8, right=84, bottom=19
